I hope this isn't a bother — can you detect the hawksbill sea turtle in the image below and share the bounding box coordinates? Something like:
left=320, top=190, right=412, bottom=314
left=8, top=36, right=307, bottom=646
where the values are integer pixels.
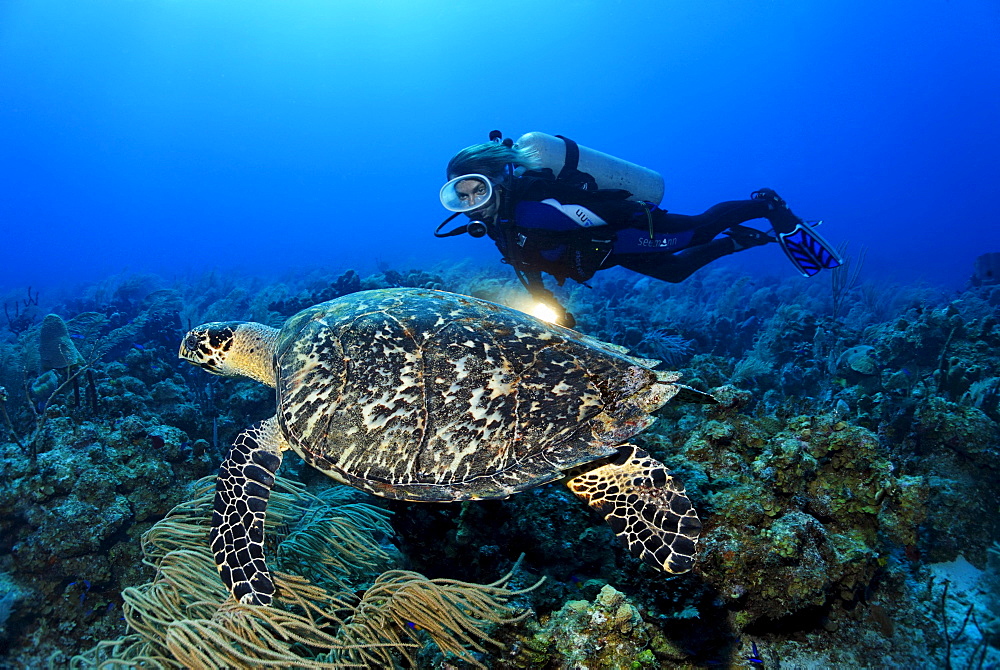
left=179, top=288, right=714, bottom=606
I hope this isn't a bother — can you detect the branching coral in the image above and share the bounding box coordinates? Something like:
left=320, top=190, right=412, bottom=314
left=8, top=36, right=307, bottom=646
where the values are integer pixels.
left=3, top=286, right=39, bottom=336
left=71, top=476, right=538, bottom=669
left=830, top=242, right=866, bottom=322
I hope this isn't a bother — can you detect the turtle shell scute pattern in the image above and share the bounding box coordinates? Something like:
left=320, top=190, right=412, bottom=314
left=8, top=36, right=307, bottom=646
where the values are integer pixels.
left=275, top=288, right=680, bottom=502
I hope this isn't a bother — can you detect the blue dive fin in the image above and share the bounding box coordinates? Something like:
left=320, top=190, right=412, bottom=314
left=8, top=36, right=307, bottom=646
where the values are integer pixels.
left=777, top=221, right=843, bottom=277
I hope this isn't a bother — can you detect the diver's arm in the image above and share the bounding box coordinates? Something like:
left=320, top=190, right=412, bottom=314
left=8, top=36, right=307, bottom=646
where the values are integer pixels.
left=522, top=269, right=552, bottom=301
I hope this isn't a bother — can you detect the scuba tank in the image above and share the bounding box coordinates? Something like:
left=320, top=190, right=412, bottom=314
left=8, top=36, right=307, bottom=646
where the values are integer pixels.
left=513, top=131, right=664, bottom=205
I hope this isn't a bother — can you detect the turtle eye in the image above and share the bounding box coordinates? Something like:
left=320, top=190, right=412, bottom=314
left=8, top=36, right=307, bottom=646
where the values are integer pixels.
left=184, top=333, right=201, bottom=353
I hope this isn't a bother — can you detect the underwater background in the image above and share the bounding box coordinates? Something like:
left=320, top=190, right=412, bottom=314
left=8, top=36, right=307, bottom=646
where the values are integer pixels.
left=2, top=0, right=1000, bottom=667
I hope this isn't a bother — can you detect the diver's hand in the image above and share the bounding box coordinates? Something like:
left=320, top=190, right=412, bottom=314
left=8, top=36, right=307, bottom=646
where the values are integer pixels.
left=526, top=282, right=575, bottom=328
left=537, top=297, right=575, bottom=328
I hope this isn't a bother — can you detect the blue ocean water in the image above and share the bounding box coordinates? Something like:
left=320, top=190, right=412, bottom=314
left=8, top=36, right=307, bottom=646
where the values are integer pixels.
left=1, top=0, right=998, bottom=293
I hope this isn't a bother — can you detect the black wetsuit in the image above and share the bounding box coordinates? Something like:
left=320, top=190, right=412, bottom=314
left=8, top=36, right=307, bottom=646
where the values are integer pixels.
left=488, top=173, right=787, bottom=298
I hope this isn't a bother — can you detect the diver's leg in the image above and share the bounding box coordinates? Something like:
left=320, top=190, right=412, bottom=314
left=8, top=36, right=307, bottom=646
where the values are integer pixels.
left=749, top=188, right=803, bottom=234
left=654, top=200, right=770, bottom=244
left=610, top=190, right=809, bottom=283
left=611, top=238, right=737, bottom=283
left=653, top=191, right=804, bottom=242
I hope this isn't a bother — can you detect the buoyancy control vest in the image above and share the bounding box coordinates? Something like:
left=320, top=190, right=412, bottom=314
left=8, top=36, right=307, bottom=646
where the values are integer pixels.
left=493, top=174, right=641, bottom=286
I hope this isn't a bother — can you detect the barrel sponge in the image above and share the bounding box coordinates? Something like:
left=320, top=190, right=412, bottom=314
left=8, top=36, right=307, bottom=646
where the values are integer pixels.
left=39, top=314, right=84, bottom=372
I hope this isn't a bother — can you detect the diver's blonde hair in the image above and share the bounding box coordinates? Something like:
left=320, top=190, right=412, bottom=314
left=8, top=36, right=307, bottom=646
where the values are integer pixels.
left=446, top=142, right=543, bottom=180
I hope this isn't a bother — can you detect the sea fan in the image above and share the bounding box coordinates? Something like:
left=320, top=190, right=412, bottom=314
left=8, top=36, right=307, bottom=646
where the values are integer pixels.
left=637, top=328, right=694, bottom=368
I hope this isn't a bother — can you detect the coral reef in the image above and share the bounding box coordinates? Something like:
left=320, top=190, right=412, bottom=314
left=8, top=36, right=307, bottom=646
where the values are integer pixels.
left=678, top=411, right=925, bottom=625
left=497, top=584, right=691, bottom=668
left=0, top=260, right=997, bottom=666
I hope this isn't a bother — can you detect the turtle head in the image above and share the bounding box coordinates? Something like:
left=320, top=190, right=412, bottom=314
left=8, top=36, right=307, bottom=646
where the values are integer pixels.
left=179, top=322, right=242, bottom=375
left=180, top=321, right=280, bottom=387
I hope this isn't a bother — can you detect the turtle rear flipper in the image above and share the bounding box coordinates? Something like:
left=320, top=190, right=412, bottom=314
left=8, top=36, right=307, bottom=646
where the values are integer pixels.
left=567, top=445, right=701, bottom=573
left=211, top=416, right=284, bottom=606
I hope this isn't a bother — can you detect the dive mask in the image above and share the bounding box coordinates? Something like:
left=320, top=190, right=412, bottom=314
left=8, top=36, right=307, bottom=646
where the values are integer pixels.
left=439, top=174, right=494, bottom=212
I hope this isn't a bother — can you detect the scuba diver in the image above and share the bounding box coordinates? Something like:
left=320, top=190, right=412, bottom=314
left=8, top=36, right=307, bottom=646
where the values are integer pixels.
left=437, top=131, right=842, bottom=328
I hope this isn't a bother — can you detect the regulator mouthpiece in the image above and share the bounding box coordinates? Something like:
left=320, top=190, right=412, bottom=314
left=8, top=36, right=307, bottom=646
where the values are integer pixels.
left=466, top=221, right=488, bottom=238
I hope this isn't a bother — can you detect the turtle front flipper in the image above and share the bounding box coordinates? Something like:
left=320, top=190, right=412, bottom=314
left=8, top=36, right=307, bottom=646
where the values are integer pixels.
left=567, top=445, right=701, bottom=574
left=211, top=416, right=284, bottom=606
